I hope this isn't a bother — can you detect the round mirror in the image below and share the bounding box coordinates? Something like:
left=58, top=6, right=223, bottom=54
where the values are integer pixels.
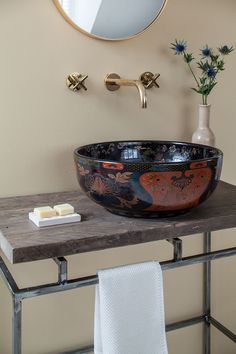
left=54, top=0, right=167, bottom=41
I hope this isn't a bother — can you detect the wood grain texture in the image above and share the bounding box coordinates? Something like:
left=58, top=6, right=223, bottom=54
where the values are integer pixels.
left=0, top=181, right=235, bottom=264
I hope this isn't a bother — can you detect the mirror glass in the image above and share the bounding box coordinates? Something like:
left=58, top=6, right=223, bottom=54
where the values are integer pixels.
left=54, top=0, right=167, bottom=41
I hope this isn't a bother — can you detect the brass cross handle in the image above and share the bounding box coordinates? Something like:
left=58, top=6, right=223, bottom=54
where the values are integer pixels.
left=66, top=73, right=88, bottom=92
left=140, top=72, right=160, bottom=89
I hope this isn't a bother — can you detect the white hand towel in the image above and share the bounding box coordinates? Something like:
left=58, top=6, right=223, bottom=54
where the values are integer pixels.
left=94, top=261, right=168, bottom=354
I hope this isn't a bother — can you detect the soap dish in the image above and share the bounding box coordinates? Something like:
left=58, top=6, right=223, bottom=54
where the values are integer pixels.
left=29, top=212, right=81, bottom=228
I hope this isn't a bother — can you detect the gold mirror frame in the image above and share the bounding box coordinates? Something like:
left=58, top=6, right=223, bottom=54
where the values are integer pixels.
left=53, top=0, right=168, bottom=41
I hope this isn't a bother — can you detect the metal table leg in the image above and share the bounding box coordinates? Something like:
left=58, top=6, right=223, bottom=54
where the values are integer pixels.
left=13, top=296, right=22, bottom=354
left=204, top=231, right=211, bottom=354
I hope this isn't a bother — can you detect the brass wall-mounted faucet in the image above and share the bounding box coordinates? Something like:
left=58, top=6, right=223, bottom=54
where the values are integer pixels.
left=105, top=72, right=160, bottom=109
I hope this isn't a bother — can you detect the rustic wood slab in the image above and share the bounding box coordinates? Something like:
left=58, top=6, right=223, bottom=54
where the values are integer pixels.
left=0, top=181, right=235, bottom=264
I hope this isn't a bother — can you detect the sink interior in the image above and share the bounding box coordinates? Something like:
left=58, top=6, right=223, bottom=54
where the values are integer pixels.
left=77, top=141, right=219, bottom=164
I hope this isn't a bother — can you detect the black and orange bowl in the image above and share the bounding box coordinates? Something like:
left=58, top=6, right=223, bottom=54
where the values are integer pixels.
left=74, top=141, right=223, bottom=218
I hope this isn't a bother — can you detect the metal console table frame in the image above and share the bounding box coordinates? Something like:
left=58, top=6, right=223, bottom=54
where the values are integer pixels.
left=0, top=232, right=236, bottom=354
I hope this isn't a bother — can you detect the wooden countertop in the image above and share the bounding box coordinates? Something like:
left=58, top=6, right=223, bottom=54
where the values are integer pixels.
left=0, top=181, right=235, bottom=264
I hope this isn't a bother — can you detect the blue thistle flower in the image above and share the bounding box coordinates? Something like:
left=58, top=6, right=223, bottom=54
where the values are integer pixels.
left=171, top=40, right=187, bottom=55
left=206, top=66, right=217, bottom=78
left=170, top=39, right=233, bottom=105
left=201, top=45, right=212, bottom=58
left=218, top=45, right=234, bottom=55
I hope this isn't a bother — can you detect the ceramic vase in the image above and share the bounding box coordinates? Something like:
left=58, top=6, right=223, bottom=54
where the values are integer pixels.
left=192, top=104, right=215, bottom=147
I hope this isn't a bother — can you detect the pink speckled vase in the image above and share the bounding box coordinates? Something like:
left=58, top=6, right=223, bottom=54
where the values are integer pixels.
left=192, top=104, right=215, bottom=147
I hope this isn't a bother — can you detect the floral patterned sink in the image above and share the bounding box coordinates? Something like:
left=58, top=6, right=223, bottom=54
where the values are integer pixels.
left=74, top=141, right=223, bottom=218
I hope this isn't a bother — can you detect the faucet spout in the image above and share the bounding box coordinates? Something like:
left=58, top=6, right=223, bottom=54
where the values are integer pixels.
left=105, top=73, right=147, bottom=109
left=135, top=80, right=147, bottom=109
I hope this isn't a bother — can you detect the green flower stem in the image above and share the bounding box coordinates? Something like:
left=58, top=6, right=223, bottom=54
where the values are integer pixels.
left=184, top=53, right=200, bottom=88
left=188, top=63, right=200, bottom=87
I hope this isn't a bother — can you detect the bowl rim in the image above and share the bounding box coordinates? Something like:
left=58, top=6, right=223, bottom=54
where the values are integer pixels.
left=74, top=140, right=223, bottom=165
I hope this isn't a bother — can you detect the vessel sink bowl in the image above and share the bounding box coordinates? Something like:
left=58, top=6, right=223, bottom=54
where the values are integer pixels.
left=74, top=141, right=223, bottom=218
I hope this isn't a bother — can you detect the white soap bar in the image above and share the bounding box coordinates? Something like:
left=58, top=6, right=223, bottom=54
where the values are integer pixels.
left=53, top=203, right=74, bottom=216
left=29, top=212, right=81, bottom=228
left=34, top=206, right=57, bottom=218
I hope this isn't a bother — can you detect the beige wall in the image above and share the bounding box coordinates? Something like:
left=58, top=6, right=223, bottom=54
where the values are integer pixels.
left=0, top=0, right=235, bottom=353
